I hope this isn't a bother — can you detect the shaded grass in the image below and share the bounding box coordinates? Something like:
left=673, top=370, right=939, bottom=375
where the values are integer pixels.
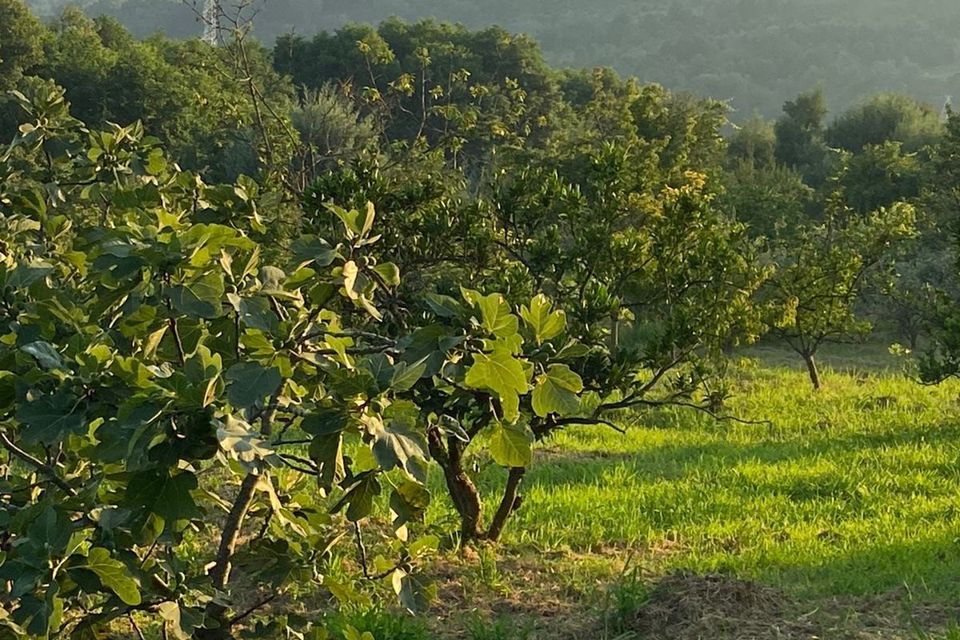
left=741, top=338, right=908, bottom=372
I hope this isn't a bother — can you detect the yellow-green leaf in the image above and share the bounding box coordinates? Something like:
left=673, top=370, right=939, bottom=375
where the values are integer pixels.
left=343, top=260, right=360, bottom=300
left=520, top=294, right=566, bottom=344
left=464, top=349, right=529, bottom=422
left=488, top=422, right=532, bottom=467
left=532, top=364, right=583, bottom=417
left=463, top=289, right=519, bottom=338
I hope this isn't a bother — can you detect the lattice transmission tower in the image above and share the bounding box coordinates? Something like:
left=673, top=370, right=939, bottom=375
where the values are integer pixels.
left=201, top=0, right=222, bottom=45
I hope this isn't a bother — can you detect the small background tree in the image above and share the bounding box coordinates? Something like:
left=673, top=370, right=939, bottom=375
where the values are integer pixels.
left=763, top=190, right=915, bottom=389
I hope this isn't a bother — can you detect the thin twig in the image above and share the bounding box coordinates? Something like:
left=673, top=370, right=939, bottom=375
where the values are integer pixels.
left=0, top=431, right=76, bottom=496
left=353, top=521, right=371, bottom=579
left=127, top=613, right=146, bottom=640
left=227, top=593, right=277, bottom=628
left=601, top=398, right=773, bottom=427
left=352, top=521, right=407, bottom=580
left=271, top=438, right=313, bottom=447
left=545, top=416, right=626, bottom=434
left=168, top=316, right=187, bottom=367
left=279, top=453, right=319, bottom=476
left=138, top=539, right=159, bottom=570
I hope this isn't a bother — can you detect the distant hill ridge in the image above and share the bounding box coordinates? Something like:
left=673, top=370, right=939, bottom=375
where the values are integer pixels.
left=23, top=0, right=960, bottom=117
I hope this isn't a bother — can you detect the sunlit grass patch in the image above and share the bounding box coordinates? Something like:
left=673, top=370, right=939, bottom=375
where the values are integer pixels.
left=423, top=351, right=960, bottom=609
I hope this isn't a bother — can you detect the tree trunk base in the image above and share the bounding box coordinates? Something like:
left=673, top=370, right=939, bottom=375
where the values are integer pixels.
left=803, top=353, right=821, bottom=390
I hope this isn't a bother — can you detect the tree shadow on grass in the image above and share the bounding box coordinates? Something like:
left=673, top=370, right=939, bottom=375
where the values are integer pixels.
left=473, top=420, right=960, bottom=602
left=521, top=418, right=960, bottom=490
left=762, top=532, right=960, bottom=599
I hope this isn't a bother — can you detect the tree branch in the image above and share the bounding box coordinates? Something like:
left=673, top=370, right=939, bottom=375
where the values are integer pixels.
left=0, top=431, right=77, bottom=496
left=227, top=593, right=277, bottom=628
left=204, top=393, right=282, bottom=631
left=601, top=398, right=772, bottom=427
left=208, top=473, right=259, bottom=591
left=540, top=416, right=626, bottom=435
left=352, top=521, right=408, bottom=580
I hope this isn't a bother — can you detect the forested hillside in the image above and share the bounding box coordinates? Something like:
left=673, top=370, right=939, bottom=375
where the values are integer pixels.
left=23, top=0, right=960, bottom=117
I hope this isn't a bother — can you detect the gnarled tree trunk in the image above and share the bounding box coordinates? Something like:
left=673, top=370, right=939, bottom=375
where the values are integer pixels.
left=429, top=429, right=483, bottom=541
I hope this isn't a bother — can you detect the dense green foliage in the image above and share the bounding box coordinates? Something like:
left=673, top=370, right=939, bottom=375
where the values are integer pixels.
left=0, top=5, right=763, bottom=637
left=0, top=5, right=293, bottom=182
left=5, top=2, right=960, bottom=638
left=0, top=83, right=434, bottom=637
left=0, top=0, right=46, bottom=90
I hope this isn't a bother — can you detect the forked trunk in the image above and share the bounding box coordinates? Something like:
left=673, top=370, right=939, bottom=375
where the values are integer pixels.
left=428, top=429, right=526, bottom=544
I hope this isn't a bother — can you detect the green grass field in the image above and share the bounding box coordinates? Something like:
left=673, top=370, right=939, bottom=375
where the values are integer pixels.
left=334, top=345, right=960, bottom=639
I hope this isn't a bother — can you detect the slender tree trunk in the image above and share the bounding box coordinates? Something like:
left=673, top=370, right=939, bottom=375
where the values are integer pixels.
left=908, top=328, right=919, bottom=352
left=803, top=351, right=821, bottom=390
left=486, top=467, right=525, bottom=542
left=443, top=456, right=483, bottom=542
left=198, top=473, right=259, bottom=639
left=199, top=401, right=278, bottom=637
